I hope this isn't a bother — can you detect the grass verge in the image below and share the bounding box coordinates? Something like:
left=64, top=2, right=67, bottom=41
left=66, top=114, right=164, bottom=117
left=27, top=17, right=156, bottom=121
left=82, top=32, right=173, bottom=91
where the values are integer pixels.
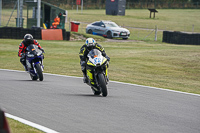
left=0, top=39, right=200, bottom=94
left=7, top=118, right=43, bottom=133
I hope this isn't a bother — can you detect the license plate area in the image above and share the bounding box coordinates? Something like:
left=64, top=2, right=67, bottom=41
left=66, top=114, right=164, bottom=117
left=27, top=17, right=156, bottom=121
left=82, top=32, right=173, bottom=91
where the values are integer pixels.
left=120, top=32, right=127, bottom=36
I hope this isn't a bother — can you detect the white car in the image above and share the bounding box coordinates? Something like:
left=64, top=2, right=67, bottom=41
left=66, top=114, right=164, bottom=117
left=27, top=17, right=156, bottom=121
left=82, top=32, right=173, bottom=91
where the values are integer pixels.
left=86, top=20, right=130, bottom=40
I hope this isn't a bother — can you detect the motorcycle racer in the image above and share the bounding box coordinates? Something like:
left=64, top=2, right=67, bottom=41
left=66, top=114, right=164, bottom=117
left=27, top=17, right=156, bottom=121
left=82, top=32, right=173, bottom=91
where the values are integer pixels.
left=18, top=34, right=44, bottom=71
left=79, top=38, right=110, bottom=84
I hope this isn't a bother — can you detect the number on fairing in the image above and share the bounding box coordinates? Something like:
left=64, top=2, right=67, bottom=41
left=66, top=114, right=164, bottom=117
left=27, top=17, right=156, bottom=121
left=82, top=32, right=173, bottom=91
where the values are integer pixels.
left=94, top=57, right=101, bottom=64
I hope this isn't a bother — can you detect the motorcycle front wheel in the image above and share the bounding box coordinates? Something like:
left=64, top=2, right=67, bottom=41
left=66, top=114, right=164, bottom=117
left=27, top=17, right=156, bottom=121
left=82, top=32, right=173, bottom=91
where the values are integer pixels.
left=98, top=73, right=108, bottom=97
left=35, top=63, right=43, bottom=81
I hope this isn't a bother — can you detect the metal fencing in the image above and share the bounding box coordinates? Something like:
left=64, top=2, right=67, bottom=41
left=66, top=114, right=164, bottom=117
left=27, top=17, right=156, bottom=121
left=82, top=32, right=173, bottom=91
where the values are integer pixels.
left=1, top=0, right=27, bottom=28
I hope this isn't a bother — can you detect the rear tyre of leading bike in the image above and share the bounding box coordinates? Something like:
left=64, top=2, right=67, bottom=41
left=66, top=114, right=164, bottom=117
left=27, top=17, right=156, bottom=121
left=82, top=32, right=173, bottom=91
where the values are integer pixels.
left=35, top=63, right=43, bottom=81
left=98, top=73, right=108, bottom=97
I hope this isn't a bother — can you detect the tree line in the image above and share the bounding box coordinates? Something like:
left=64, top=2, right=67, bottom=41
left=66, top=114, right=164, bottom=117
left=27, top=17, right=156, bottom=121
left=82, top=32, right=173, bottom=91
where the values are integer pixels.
left=41, top=0, right=200, bottom=4
left=3, top=0, right=200, bottom=4
left=2, top=0, right=200, bottom=7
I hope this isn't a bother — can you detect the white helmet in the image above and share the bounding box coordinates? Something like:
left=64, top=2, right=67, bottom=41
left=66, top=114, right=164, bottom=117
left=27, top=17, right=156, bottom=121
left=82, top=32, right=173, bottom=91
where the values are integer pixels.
left=85, top=38, right=96, bottom=47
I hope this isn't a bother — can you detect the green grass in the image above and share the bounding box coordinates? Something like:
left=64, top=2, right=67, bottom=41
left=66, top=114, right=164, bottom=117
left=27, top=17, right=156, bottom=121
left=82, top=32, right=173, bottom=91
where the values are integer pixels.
left=2, top=9, right=200, bottom=42
left=7, top=118, right=43, bottom=133
left=1, top=39, right=200, bottom=94
left=65, top=9, right=200, bottom=42
left=66, top=9, right=200, bottom=32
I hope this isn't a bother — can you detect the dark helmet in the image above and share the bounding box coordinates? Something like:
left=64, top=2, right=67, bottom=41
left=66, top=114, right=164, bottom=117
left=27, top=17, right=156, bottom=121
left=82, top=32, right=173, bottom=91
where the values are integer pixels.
left=24, top=34, right=33, bottom=45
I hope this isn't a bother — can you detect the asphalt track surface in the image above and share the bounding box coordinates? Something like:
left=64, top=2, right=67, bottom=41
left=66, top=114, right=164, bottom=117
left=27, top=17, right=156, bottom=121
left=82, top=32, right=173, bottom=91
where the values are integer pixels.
left=0, top=69, right=200, bottom=133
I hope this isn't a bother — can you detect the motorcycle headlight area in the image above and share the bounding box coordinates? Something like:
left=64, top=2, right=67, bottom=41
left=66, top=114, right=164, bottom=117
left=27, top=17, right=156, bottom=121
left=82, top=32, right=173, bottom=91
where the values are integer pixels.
left=27, top=54, right=34, bottom=57
left=94, top=57, right=101, bottom=65
left=37, top=53, right=41, bottom=56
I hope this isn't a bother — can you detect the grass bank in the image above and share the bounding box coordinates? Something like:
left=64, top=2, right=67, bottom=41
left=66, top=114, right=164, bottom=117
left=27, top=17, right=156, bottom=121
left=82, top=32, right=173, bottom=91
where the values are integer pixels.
left=1, top=39, right=200, bottom=94
left=66, top=9, right=200, bottom=41
left=2, top=9, right=200, bottom=42
left=7, top=118, right=43, bottom=133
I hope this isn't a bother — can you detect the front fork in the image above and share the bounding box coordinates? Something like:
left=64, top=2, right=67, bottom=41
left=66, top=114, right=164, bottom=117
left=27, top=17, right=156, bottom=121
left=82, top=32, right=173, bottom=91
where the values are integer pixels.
left=32, top=61, right=43, bottom=75
left=94, top=71, right=108, bottom=89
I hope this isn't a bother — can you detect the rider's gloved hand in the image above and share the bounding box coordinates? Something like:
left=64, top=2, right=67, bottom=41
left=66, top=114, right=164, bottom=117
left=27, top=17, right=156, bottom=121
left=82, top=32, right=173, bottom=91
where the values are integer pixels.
left=105, top=55, right=110, bottom=61
left=80, top=61, right=86, bottom=71
left=21, top=53, right=25, bottom=57
left=40, top=48, right=45, bottom=53
left=81, top=61, right=86, bottom=66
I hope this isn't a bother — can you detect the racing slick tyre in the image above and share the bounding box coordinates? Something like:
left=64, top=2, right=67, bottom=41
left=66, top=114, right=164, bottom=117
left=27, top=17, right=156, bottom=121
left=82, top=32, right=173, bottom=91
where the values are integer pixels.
left=107, top=31, right=113, bottom=39
left=35, top=63, right=43, bottom=81
left=123, top=38, right=128, bottom=40
left=88, top=29, right=93, bottom=34
left=91, top=87, right=101, bottom=95
left=98, top=73, right=108, bottom=97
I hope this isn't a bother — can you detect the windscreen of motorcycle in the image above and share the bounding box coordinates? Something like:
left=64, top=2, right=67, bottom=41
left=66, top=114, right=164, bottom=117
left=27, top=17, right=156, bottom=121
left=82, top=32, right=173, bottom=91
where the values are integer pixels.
left=26, top=44, right=42, bottom=56
left=87, top=49, right=104, bottom=66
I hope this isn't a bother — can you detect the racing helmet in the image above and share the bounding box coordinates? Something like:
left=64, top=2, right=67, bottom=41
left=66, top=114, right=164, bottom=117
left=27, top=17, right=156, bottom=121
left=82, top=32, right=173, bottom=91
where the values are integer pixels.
left=24, top=34, right=33, bottom=45
left=85, top=38, right=96, bottom=48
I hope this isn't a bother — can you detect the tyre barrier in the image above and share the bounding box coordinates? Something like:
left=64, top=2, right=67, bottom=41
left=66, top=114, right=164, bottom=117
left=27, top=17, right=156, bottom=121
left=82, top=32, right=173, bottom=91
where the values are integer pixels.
left=0, top=27, right=70, bottom=41
left=162, top=31, right=200, bottom=45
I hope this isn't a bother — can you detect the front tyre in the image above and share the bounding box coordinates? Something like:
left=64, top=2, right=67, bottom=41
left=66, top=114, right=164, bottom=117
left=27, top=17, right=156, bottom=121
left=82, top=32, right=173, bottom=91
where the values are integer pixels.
left=98, top=73, right=108, bottom=97
left=35, top=63, right=43, bottom=81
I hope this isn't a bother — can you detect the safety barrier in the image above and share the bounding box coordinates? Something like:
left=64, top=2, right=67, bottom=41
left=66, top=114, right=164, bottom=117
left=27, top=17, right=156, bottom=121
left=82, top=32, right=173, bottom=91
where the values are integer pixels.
left=162, top=31, right=200, bottom=45
left=0, top=27, right=70, bottom=41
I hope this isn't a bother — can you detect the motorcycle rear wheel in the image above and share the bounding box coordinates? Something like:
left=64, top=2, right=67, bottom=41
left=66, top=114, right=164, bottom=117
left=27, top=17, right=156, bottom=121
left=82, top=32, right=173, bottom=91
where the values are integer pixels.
left=35, top=63, right=43, bottom=81
left=98, top=73, right=108, bottom=97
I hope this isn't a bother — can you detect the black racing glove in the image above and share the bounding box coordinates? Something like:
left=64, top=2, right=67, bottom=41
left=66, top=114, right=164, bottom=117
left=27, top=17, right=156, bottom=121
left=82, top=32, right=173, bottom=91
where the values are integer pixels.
left=105, top=55, right=110, bottom=61
left=21, top=53, right=25, bottom=58
left=40, top=48, right=45, bottom=53
left=80, top=61, right=86, bottom=71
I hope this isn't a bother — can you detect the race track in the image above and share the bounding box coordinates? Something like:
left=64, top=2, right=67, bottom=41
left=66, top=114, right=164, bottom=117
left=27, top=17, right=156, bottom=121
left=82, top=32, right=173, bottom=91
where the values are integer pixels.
left=0, top=69, right=200, bottom=133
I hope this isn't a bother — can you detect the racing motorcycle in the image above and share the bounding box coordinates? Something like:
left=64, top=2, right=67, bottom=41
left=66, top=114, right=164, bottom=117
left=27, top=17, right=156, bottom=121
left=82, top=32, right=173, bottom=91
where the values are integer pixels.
left=25, top=44, right=44, bottom=81
left=85, top=49, right=109, bottom=97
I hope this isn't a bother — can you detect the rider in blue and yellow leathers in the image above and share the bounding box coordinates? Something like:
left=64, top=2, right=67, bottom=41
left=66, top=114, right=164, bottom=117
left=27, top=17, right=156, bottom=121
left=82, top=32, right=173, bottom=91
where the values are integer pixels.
left=79, top=38, right=110, bottom=85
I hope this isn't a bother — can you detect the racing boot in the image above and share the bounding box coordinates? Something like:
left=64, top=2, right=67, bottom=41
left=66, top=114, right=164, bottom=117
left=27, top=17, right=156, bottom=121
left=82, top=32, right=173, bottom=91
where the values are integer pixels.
left=83, top=73, right=88, bottom=83
left=23, top=65, right=28, bottom=71
left=106, top=75, right=109, bottom=83
left=20, top=57, right=28, bottom=71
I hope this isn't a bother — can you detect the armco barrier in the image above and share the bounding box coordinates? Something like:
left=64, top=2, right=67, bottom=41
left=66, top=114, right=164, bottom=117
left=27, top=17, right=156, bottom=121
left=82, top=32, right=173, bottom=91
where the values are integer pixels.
left=163, top=31, right=200, bottom=45
left=0, top=27, right=70, bottom=41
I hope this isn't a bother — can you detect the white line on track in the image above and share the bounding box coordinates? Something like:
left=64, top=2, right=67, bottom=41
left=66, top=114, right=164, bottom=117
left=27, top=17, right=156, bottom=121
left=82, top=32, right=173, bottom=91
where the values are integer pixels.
left=1, top=68, right=200, bottom=133
left=5, top=113, right=59, bottom=133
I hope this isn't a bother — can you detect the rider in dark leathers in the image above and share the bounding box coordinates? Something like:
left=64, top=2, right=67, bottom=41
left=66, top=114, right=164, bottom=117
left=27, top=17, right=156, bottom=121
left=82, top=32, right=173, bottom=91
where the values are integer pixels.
left=18, top=34, right=44, bottom=71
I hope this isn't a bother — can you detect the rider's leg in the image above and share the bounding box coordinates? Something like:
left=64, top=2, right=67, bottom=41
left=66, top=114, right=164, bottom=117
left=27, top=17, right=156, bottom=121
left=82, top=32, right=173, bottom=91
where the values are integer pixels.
left=87, top=68, right=95, bottom=85
left=20, top=57, right=27, bottom=71
left=81, top=63, right=88, bottom=83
